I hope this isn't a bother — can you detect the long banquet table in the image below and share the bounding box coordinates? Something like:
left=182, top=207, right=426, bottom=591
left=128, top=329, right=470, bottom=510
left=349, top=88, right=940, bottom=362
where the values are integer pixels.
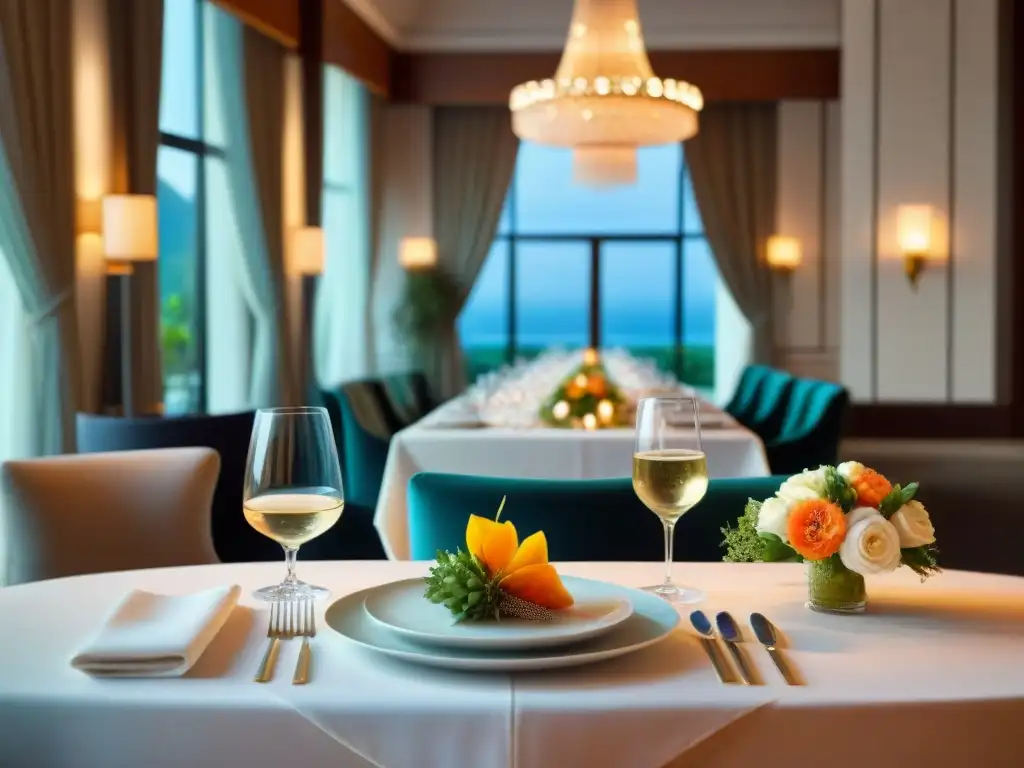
left=375, top=398, right=770, bottom=559
left=3, top=561, right=1023, bottom=768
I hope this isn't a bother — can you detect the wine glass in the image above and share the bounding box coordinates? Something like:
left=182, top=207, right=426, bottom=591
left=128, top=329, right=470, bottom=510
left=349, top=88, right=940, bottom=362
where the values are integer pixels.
left=243, top=407, right=344, bottom=602
left=632, top=397, right=708, bottom=604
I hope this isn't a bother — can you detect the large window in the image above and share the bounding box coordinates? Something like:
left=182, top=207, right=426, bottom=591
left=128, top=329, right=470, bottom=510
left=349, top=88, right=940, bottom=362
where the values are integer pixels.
left=459, top=142, right=719, bottom=389
left=158, top=0, right=223, bottom=413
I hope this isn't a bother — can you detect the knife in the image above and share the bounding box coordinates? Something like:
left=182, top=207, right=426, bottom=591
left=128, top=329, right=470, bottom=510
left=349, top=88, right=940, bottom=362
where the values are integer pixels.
left=688, top=611, right=733, bottom=684
left=750, top=612, right=800, bottom=685
left=715, top=611, right=759, bottom=685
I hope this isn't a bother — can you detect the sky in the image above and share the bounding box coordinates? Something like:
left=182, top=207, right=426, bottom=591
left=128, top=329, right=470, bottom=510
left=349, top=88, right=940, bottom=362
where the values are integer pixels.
left=460, top=143, right=719, bottom=348
left=158, top=0, right=199, bottom=199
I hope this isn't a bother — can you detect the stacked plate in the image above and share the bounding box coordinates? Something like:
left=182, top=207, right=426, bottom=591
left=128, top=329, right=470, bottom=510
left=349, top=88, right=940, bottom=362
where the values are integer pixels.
left=325, top=576, right=681, bottom=671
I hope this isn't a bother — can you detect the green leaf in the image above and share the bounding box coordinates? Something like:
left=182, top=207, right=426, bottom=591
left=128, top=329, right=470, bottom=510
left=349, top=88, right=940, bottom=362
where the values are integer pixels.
left=900, top=483, right=919, bottom=505
left=823, top=466, right=857, bottom=512
left=721, top=499, right=765, bottom=563
left=878, top=484, right=905, bottom=518
left=901, top=545, right=940, bottom=578
left=758, top=532, right=802, bottom=563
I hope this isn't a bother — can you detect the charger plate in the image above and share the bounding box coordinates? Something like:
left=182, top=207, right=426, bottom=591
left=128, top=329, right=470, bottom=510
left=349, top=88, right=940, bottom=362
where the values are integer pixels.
left=325, top=577, right=680, bottom=672
left=363, top=577, right=633, bottom=650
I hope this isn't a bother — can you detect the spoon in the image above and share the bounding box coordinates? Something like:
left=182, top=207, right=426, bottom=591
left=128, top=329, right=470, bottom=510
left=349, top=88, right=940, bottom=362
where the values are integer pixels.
left=715, top=611, right=759, bottom=685
left=688, top=610, right=733, bottom=684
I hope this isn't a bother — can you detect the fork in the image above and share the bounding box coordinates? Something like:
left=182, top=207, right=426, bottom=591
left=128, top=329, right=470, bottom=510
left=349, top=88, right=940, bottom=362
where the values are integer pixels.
left=292, top=600, right=316, bottom=685
left=254, top=601, right=296, bottom=683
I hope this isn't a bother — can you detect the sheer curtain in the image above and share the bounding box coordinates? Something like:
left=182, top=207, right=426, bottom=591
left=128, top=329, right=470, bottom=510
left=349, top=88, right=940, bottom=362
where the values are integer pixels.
left=106, top=0, right=164, bottom=414
left=209, top=9, right=298, bottom=408
left=430, top=106, right=519, bottom=399
left=686, top=103, right=778, bottom=365
left=315, top=66, right=371, bottom=386
left=0, top=0, right=81, bottom=456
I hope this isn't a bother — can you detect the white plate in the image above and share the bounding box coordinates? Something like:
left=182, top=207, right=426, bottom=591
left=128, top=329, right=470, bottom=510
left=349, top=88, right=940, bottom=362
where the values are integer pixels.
left=363, top=577, right=633, bottom=650
left=325, top=577, right=680, bottom=672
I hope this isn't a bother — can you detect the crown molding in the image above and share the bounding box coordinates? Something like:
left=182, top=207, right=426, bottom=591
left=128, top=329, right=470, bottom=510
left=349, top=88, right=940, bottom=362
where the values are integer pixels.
left=339, top=0, right=402, bottom=46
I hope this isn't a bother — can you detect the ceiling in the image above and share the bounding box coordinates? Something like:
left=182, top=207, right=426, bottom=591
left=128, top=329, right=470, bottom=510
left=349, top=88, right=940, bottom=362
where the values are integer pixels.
left=341, top=0, right=841, bottom=52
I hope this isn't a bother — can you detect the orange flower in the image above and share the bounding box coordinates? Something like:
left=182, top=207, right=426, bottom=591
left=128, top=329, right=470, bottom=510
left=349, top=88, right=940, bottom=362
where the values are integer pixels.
left=851, top=469, right=892, bottom=508
left=466, top=511, right=574, bottom=609
left=565, top=381, right=585, bottom=399
left=586, top=375, right=608, bottom=398
left=786, top=499, right=847, bottom=560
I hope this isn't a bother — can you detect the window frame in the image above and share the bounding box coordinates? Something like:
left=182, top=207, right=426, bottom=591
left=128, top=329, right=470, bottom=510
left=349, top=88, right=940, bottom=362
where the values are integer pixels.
left=489, top=146, right=709, bottom=381
left=158, top=0, right=226, bottom=413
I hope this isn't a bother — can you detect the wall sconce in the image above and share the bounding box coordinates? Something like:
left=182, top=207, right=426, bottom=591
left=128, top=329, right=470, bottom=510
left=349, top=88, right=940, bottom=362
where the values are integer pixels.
left=766, top=235, right=802, bottom=273
left=399, top=237, right=438, bottom=270
left=896, top=204, right=935, bottom=288
left=76, top=198, right=103, bottom=236
left=292, top=226, right=325, bottom=276
left=102, top=194, right=158, bottom=417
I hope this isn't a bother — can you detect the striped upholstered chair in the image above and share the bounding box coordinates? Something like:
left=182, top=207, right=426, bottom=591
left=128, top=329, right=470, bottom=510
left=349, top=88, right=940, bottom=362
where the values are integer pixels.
left=766, top=379, right=849, bottom=475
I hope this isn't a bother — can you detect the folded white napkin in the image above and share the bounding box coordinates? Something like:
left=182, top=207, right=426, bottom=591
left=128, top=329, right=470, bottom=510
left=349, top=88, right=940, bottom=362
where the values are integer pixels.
left=71, top=585, right=241, bottom=677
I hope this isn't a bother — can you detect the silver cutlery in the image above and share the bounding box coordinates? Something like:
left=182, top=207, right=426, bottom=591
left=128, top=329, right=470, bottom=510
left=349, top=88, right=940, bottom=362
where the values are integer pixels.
left=689, top=610, right=733, bottom=684
left=750, top=612, right=799, bottom=685
left=292, top=600, right=316, bottom=685
left=255, top=601, right=286, bottom=683
left=715, top=611, right=759, bottom=685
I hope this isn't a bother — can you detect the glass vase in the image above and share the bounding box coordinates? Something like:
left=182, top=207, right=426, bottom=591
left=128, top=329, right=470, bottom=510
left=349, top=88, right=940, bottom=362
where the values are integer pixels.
left=807, top=557, right=866, bottom=614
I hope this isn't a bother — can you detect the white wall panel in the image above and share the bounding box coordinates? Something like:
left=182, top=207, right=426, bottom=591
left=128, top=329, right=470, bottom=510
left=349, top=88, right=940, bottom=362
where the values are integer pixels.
left=776, top=101, right=824, bottom=351
left=875, top=0, right=951, bottom=401
left=952, top=0, right=998, bottom=402
left=825, top=100, right=842, bottom=351
left=839, top=0, right=877, bottom=400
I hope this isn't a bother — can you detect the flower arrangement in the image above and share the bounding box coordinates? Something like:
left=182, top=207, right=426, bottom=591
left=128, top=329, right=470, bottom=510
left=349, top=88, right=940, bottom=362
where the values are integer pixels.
left=424, top=498, right=574, bottom=622
left=539, top=349, right=629, bottom=429
left=723, top=462, right=939, bottom=613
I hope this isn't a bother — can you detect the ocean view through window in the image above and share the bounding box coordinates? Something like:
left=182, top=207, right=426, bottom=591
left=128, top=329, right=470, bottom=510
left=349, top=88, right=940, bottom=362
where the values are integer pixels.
left=458, top=141, right=719, bottom=389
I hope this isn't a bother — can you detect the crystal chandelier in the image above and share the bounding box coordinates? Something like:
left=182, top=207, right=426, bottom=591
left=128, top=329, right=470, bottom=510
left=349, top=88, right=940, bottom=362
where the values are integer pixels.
left=510, top=0, right=703, bottom=187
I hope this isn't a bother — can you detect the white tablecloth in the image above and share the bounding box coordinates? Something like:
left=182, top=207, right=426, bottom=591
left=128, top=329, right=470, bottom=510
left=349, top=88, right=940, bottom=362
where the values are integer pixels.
left=375, top=400, right=770, bottom=560
left=3, top=561, right=1023, bottom=768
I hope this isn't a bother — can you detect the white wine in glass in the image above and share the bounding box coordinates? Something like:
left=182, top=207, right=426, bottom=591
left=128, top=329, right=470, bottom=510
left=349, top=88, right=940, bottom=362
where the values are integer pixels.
left=632, top=398, right=708, bottom=603
left=244, top=407, right=344, bottom=602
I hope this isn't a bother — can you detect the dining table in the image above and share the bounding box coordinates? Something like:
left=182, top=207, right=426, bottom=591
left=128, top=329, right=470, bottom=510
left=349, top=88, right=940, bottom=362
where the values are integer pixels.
left=3, top=560, right=1023, bottom=768
left=374, top=396, right=770, bottom=560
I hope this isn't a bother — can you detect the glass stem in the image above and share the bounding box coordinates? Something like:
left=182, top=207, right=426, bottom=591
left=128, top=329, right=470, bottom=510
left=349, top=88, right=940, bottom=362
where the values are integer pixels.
left=662, top=520, right=676, bottom=587
left=283, top=546, right=299, bottom=584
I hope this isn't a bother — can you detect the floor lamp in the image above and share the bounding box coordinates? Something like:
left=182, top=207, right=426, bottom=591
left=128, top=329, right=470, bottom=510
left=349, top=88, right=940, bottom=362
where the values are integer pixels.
left=293, top=226, right=324, bottom=399
left=102, top=194, right=158, bottom=418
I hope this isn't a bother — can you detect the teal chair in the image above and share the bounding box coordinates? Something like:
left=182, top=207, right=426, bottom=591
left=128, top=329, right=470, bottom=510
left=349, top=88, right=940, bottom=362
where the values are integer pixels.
left=407, top=473, right=788, bottom=561
left=767, top=379, right=849, bottom=475
left=741, top=368, right=795, bottom=443
left=330, top=380, right=405, bottom=509
left=724, top=365, right=770, bottom=424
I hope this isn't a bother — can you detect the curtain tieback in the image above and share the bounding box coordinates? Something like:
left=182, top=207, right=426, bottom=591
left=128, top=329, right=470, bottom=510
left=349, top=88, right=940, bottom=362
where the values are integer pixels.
left=29, top=287, right=73, bottom=326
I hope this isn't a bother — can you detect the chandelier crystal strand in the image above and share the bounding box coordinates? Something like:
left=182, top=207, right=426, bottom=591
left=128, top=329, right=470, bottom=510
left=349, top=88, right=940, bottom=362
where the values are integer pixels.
left=510, top=0, right=703, bottom=187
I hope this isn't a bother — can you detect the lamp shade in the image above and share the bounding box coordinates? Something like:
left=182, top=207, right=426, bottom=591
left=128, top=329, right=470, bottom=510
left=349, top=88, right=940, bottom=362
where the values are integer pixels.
left=766, top=235, right=802, bottom=270
left=896, top=204, right=935, bottom=254
left=292, top=226, right=325, bottom=275
left=102, top=194, right=157, bottom=262
left=399, top=237, right=437, bottom=270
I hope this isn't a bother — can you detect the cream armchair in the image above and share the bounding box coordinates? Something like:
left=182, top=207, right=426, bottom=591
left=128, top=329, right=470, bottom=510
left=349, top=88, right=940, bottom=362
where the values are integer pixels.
left=2, top=447, right=221, bottom=586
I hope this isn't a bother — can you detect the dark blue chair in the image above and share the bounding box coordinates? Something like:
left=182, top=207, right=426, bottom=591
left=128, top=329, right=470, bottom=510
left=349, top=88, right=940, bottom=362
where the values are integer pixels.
left=724, top=365, right=771, bottom=424
left=407, top=472, right=788, bottom=562
left=766, top=379, right=850, bottom=475
left=383, top=372, right=437, bottom=426
left=740, top=368, right=795, bottom=443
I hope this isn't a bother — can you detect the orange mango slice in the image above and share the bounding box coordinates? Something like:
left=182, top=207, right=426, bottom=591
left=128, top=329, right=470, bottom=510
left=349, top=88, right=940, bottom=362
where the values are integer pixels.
left=500, top=563, right=575, bottom=609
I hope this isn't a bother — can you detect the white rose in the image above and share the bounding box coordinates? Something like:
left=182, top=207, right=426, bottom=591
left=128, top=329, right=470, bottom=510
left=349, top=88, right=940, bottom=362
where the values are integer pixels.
left=839, top=507, right=902, bottom=575
left=776, top=467, right=827, bottom=506
left=890, top=500, right=935, bottom=548
left=756, top=497, right=791, bottom=542
left=837, top=461, right=866, bottom=482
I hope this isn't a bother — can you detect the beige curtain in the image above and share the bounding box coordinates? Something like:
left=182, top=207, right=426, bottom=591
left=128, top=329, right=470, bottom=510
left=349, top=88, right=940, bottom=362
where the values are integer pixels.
left=686, top=103, right=778, bottom=364
left=213, top=11, right=298, bottom=407
left=430, top=106, right=519, bottom=399
left=0, top=0, right=81, bottom=455
left=105, top=0, right=164, bottom=415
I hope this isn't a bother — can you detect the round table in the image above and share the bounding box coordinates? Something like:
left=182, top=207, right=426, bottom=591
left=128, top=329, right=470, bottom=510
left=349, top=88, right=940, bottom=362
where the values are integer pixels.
left=2, top=561, right=1023, bottom=768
